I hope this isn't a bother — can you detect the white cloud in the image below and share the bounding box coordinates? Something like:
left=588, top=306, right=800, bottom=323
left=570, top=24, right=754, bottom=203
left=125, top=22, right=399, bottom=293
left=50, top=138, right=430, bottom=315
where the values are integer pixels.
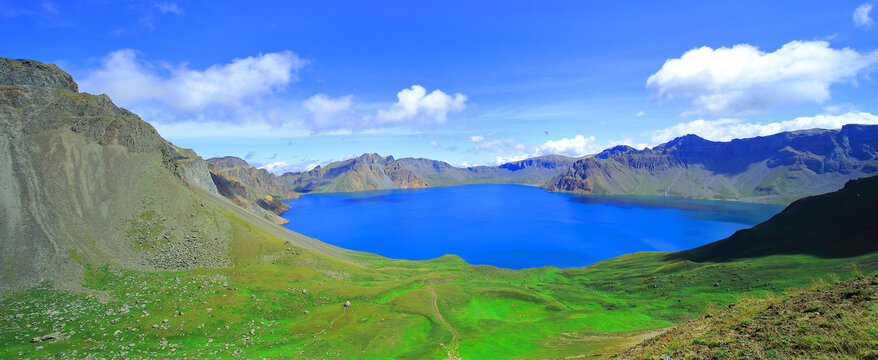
left=647, top=41, right=878, bottom=115
left=468, top=133, right=517, bottom=152
left=493, top=154, right=531, bottom=165
left=80, top=49, right=306, bottom=111
left=151, top=120, right=310, bottom=139
left=300, top=85, right=467, bottom=133
left=650, top=111, right=878, bottom=144
left=535, top=135, right=603, bottom=157
left=488, top=135, right=640, bottom=165
left=635, top=110, right=645, bottom=117
left=374, top=85, right=467, bottom=126
left=259, top=161, right=318, bottom=175
left=430, top=140, right=439, bottom=148
left=303, top=94, right=358, bottom=132
left=154, top=2, right=182, bottom=14
left=855, top=3, right=874, bottom=28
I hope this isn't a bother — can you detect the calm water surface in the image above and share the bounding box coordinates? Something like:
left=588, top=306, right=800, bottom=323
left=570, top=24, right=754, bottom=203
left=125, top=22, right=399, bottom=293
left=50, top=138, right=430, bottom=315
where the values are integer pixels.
left=281, top=184, right=783, bottom=269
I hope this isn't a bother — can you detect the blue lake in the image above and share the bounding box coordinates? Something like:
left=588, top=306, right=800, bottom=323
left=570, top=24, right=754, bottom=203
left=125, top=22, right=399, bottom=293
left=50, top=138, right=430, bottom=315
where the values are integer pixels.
left=281, top=184, right=784, bottom=269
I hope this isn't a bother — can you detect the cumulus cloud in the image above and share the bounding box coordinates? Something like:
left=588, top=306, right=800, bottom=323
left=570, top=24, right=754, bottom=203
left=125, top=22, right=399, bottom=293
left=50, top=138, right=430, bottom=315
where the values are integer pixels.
left=259, top=161, right=319, bottom=175
left=647, top=41, right=878, bottom=115
left=487, top=135, right=643, bottom=166
left=855, top=3, right=874, bottom=28
left=301, top=85, right=467, bottom=133
left=303, top=94, right=358, bottom=132
left=635, top=110, right=645, bottom=117
left=650, top=111, right=878, bottom=144
left=468, top=133, right=518, bottom=152
left=374, top=85, right=467, bottom=125
left=535, top=135, right=603, bottom=157
left=493, top=154, right=531, bottom=165
left=80, top=49, right=306, bottom=111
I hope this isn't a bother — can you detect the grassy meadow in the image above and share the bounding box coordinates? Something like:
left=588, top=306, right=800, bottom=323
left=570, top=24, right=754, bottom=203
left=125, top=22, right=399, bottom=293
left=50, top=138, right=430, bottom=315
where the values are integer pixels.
left=2, top=226, right=876, bottom=359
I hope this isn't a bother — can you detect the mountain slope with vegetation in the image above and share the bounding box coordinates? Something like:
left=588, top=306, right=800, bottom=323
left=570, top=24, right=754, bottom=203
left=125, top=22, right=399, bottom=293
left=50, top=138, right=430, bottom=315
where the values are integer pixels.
left=544, top=126, right=878, bottom=204
left=0, top=58, right=351, bottom=292
left=615, top=273, right=878, bottom=359
left=3, top=58, right=878, bottom=359
left=669, top=174, right=878, bottom=262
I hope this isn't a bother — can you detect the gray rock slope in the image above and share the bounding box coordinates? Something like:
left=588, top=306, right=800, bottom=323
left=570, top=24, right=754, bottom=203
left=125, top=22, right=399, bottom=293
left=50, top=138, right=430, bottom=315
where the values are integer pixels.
left=0, top=58, right=351, bottom=293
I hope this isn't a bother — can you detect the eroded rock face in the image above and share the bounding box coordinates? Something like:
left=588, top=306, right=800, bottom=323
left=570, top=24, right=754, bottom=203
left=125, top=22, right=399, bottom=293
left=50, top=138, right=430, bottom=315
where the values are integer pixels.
left=0, top=58, right=232, bottom=292
left=205, top=157, right=293, bottom=224
left=544, top=126, right=878, bottom=203
left=0, top=58, right=77, bottom=92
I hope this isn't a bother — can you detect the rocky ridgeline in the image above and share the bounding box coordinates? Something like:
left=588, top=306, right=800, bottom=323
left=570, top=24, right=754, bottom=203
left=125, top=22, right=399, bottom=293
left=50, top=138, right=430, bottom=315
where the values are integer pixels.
left=545, top=125, right=878, bottom=203
left=207, top=152, right=580, bottom=198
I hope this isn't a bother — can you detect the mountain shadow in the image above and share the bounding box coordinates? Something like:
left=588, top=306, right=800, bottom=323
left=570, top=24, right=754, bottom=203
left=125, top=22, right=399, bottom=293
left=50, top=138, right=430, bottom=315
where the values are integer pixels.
left=666, top=174, right=878, bottom=262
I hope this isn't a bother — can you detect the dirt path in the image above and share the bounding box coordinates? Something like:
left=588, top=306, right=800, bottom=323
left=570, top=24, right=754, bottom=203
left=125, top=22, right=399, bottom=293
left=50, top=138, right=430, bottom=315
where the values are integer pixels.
left=427, top=286, right=461, bottom=360
left=664, top=170, right=683, bottom=196
left=300, top=307, right=348, bottom=348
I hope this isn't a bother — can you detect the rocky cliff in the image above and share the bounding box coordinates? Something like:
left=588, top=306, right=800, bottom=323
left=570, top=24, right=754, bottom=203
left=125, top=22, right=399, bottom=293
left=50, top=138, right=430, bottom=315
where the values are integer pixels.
left=544, top=126, right=878, bottom=203
left=259, top=153, right=580, bottom=194
left=206, top=156, right=292, bottom=224
left=0, top=58, right=350, bottom=293
left=277, top=153, right=429, bottom=193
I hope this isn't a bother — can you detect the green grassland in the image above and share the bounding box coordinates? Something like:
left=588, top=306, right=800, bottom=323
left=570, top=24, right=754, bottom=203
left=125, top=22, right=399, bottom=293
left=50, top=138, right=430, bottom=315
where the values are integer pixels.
left=2, top=230, right=875, bottom=359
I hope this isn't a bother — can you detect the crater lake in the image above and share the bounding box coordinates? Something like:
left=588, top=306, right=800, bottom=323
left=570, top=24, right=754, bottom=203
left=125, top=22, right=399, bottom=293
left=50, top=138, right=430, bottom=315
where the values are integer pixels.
left=281, top=184, right=784, bottom=269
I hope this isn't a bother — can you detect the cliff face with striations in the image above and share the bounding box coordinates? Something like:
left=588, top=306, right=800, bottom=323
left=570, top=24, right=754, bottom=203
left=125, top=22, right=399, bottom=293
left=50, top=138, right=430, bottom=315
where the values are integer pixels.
left=278, top=153, right=429, bottom=193
left=544, top=126, right=878, bottom=204
left=0, top=58, right=349, bottom=293
left=206, top=156, right=292, bottom=224
left=262, top=153, right=581, bottom=194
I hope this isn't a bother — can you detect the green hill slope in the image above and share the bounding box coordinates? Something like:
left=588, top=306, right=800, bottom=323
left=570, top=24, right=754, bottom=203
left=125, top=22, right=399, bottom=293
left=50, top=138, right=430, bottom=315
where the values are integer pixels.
left=669, top=175, right=878, bottom=262
left=3, top=58, right=878, bottom=360
left=614, top=273, right=878, bottom=359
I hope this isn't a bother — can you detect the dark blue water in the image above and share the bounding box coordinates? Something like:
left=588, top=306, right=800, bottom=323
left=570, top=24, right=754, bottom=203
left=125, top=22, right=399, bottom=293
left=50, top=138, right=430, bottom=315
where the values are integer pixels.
left=281, top=184, right=783, bottom=269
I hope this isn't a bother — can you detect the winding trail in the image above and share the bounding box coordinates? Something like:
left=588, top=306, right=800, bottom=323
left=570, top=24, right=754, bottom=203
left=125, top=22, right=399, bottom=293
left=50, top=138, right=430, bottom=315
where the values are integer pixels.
left=664, top=170, right=683, bottom=197
left=300, top=307, right=348, bottom=349
left=427, top=286, right=461, bottom=360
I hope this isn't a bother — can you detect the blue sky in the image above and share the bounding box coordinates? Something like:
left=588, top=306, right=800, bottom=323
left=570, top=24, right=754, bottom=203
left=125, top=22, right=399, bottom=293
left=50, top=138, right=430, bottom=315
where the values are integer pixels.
left=2, top=1, right=877, bottom=172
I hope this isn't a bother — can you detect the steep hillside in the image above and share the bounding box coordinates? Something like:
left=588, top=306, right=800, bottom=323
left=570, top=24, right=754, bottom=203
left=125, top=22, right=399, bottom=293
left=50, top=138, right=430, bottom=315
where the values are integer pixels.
left=669, top=174, right=878, bottom=262
left=615, top=274, right=878, bottom=359
left=544, top=126, right=878, bottom=203
left=0, top=58, right=351, bottom=293
left=206, top=156, right=293, bottom=224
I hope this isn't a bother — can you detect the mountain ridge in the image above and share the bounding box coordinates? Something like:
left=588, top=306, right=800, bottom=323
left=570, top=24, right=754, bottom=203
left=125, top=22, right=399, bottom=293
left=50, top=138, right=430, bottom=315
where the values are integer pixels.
left=204, top=153, right=581, bottom=199
left=544, top=125, right=878, bottom=203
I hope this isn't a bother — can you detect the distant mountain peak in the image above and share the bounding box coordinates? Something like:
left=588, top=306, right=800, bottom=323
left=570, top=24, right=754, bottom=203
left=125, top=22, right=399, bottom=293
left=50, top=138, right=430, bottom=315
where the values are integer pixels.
left=657, top=133, right=711, bottom=150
